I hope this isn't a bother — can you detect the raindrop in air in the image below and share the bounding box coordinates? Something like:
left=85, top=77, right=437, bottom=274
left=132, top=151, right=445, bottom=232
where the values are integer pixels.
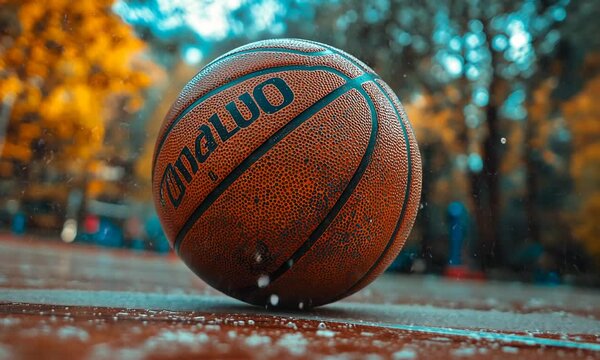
left=257, top=275, right=270, bottom=288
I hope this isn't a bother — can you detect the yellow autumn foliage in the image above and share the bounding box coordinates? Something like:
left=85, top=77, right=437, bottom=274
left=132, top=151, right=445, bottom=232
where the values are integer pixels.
left=562, top=67, right=600, bottom=259
left=528, top=80, right=556, bottom=150
left=404, top=91, right=460, bottom=151
left=0, top=0, right=154, bottom=166
left=403, top=88, right=472, bottom=205
left=575, top=194, right=600, bottom=256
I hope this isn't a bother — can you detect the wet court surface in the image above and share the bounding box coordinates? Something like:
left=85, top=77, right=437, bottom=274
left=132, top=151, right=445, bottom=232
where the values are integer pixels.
left=1, top=235, right=599, bottom=359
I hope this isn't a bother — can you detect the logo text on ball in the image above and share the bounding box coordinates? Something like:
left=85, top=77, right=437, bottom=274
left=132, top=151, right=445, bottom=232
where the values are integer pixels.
left=159, top=77, right=294, bottom=208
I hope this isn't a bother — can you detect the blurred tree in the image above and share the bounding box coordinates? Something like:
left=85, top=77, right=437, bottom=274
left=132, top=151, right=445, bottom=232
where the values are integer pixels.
left=113, top=0, right=310, bottom=66
left=402, top=90, right=468, bottom=262
left=0, top=0, right=157, bottom=208
left=517, top=0, right=595, bottom=252
left=514, top=2, right=600, bottom=274
left=562, top=54, right=600, bottom=261
left=134, top=61, right=195, bottom=186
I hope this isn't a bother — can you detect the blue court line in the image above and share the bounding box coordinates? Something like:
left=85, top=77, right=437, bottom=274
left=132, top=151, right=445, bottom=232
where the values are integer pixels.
left=349, top=320, right=600, bottom=352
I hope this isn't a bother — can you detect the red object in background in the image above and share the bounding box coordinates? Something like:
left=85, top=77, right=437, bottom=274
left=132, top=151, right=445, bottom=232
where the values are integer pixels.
left=444, top=265, right=486, bottom=280
left=125, top=216, right=143, bottom=238
left=83, top=214, right=100, bottom=234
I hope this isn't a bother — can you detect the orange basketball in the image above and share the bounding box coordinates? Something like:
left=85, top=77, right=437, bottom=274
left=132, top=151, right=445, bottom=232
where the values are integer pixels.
left=152, top=39, right=422, bottom=309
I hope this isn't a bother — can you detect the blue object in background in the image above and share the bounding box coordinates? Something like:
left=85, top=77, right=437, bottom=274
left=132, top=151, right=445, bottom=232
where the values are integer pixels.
left=447, top=201, right=466, bottom=266
left=11, top=212, right=26, bottom=235
left=145, top=214, right=170, bottom=254
left=534, top=269, right=561, bottom=286
left=92, top=218, right=124, bottom=248
left=130, top=237, right=145, bottom=251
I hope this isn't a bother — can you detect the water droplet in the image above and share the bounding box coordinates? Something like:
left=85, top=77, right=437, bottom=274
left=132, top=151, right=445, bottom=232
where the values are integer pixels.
left=269, top=294, right=279, bottom=306
left=286, top=321, right=298, bottom=330
left=316, top=329, right=336, bottom=337
left=318, top=322, right=326, bottom=329
left=500, top=137, right=507, bottom=144
left=298, top=302, right=304, bottom=310
left=257, top=275, right=270, bottom=288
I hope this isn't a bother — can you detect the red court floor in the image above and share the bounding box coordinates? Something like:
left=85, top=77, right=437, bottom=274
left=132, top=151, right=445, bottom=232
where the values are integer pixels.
left=0, top=234, right=599, bottom=359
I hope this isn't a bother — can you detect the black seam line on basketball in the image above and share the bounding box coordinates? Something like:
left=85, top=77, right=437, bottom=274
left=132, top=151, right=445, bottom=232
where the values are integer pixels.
left=305, top=43, right=414, bottom=302
left=210, top=48, right=331, bottom=66
left=258, top=82, right=379, bottom=289
left=152, top=65, right=341, bottom=172
left=304, top=40, right=371, bottom=74
left=328, top=81, right=413, bottom=303
left=173, top=72, right=376, bottom=253
left=151, top=64, right=364, bottom=173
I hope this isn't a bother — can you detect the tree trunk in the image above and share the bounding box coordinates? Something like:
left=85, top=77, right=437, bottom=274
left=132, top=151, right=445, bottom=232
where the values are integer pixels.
left=481, top=101, right=502, bottom=268
left=523, top=114, right=541, bottom=245
left=470, top=78, right=502, bottom=270
left=471, top=19, right=504, bottom=270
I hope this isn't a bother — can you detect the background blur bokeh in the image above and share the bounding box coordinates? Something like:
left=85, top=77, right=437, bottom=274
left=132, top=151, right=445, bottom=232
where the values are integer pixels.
left=0, top=0, right=598, bottom=285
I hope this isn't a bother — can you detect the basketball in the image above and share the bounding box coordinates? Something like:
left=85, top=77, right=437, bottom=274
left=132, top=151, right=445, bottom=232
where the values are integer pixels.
left=151, top=39, right=422, bottom=309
